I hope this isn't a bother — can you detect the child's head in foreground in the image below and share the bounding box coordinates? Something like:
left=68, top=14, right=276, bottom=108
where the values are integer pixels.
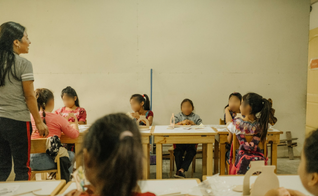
left=82, top=113, right=143, bottom=196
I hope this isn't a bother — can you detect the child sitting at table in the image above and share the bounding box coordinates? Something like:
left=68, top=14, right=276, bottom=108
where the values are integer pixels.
left=227, top=92, right=275, bottom=175
left=224, top=92, right=242, bottom=164
left=265, top=129, right=318, bottom=196
left=55, top=86, right=87, bottom=125
left=173, top=99, right=202, bottom=178
left=130, top=94, right=154, bottom=125
left=64, top=113, right=155, bottom=196
left=224, top=92, right=242, bottom=124
left=31, top=88, right=79, bottom=181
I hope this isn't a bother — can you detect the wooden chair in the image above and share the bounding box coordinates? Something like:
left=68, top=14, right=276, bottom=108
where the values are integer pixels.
left=168, top=145, right=202, bottom=178
left=230, top=134, right=267, bottom=172
left=30, top=139, right=61, bottom=180
left=219, top=118, right=225, bottom=125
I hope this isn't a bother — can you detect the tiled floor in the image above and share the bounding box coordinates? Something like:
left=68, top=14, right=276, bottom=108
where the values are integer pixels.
left=149, top=157, right=300, bottom=180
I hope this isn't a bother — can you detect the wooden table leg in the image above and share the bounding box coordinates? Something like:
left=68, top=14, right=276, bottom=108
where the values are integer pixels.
left=143, top=143, right=149, bottom=179
left=75, top=142, right=83, bottom=168
left=202, top=144, right=207, bottom=175
left=207, top=142, right=213, bottom=176
left=156, top=143, right=163, bottom=179
left=148, top=144, right=150, bottom=178
left=271, top=141, right=278, bottom=173
left=214, top=139, right=219, bottom=174
left=220, top=142, right=226, bottom=175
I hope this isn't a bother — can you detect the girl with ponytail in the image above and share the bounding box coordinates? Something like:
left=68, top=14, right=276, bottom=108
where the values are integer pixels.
left=65, top=113, right=155, bottom=196
left=31, top=88, right=79, bottom=181
left=227, top=92, right=277, bottom=174
left=130, top=94, right=154, bottom=125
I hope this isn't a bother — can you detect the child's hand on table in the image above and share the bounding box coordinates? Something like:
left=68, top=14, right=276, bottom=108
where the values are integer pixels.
left=132, top=112, right=140, bottom=119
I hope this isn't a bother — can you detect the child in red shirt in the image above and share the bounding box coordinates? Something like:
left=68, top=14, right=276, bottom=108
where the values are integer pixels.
left=64, top=113, right=155, bottom=196
left=55, top=86, right=87, bottom=124
left=130, top=94, right=154, bottom=125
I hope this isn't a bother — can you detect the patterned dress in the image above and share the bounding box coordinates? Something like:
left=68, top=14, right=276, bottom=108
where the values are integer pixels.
left=227, top=118, right=267, bottom=174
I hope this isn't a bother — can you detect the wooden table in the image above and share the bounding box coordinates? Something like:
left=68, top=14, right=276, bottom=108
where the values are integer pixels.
left=212, top=125, right=283, bottom=174
left=153, top=125, right=217, bottom=179
left=140, top=126, right=154, bottom=179
left=59, top=179, right=201, bottom=195
left=60, top=125, right=89, bottom=169
left=0, top=180, right=65, bottom=196
left=202, top=175, right=310, bottom=195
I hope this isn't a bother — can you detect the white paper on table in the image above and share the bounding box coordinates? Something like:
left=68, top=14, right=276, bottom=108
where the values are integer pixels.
left=140, top=126, right=151, bottom=133
left=154, top=125, right=216, bottom=133
left=0, top=186, right=19, bottom=196
left=211, top=125, right=228, bottom=132
left=79, top=125, right=90, bottom=132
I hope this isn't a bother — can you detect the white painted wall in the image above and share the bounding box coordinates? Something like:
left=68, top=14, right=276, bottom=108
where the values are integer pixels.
left=0, top=0, right=310, bottom=157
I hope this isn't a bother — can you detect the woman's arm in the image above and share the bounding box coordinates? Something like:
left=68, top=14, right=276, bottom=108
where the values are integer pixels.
left=22, top=81, right=48, bottom=137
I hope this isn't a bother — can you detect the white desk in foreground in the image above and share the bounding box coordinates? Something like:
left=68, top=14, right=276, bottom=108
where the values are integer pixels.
left=203, top=175, right=311, bottom=195
left=59, top=179, right=201, bottom=195
left=153, top=125, right=217, bottom=179
left=0, top=180, right=65, bottom=196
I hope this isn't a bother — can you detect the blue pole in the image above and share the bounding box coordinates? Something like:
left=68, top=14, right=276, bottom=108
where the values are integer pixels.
left=150, top=69, right=153, bottom=110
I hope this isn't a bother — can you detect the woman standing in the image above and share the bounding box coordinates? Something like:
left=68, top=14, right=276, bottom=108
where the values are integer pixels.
left=0, top=22, right=49, bottom=181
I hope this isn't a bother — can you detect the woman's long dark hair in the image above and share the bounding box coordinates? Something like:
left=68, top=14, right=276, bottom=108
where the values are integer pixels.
left=35, top=88, right=54, bottom=124
left=61, top=86, right=80, bottom=107
left=0, top=22, right=25, bottom=86
left=242, top=93, right=275, bottom=141
left=83, top=113, right=143, bottom=196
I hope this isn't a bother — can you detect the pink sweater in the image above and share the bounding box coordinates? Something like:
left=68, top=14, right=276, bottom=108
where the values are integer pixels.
left=31, top=112, right=79, bottom=139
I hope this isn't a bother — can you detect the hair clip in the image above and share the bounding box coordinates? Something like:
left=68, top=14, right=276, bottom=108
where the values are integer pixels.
left=119, top=131, right=133, bottom=140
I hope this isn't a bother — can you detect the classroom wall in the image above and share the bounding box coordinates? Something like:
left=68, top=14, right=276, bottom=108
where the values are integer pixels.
left=306, top=2, right=318, bottom=135
left=0, top=0, right=310, bottom=157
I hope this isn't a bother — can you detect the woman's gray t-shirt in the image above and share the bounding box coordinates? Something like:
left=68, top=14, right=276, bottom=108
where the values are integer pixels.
left=0, top=54, right=34, bottom=122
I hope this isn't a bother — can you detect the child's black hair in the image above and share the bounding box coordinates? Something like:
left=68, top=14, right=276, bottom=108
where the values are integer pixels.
left=83, top=113, right=143, bottom=196
left=242, top=93, right=273, bottom=141
left=35, top=88, right=54, bottom=125
left=224, top=92, right=242, bottom=109
left=130, top=94, right=150, bottom=110
left=304, top=129, right=318, bottom=174
left=181, top=98, right=194, bottom=110
left=61, top=86, right=80, bottom=107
